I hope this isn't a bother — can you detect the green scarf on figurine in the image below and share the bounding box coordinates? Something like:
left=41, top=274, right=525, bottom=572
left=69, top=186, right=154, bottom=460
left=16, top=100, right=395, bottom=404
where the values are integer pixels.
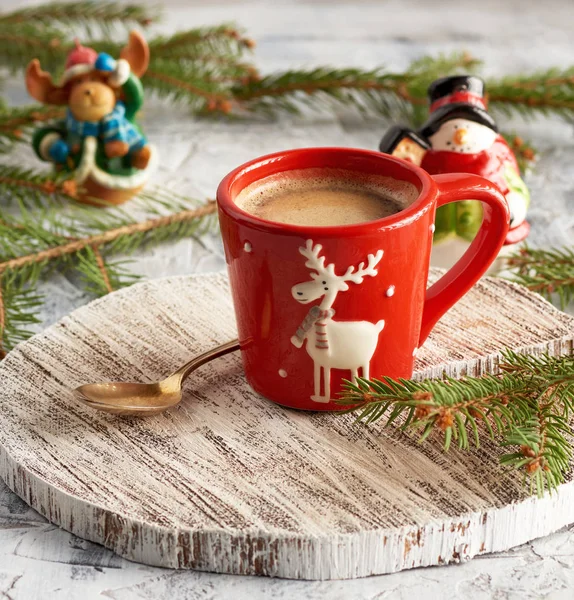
left=25, top=31, right=156, bottom=205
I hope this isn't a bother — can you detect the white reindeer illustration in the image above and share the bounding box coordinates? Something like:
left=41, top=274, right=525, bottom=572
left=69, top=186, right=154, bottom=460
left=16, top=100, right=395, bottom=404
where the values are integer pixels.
left=290, top=239, right=385, bottom=403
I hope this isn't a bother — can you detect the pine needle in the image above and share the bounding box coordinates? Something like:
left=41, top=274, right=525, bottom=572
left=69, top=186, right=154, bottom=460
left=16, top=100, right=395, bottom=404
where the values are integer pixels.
left=0, top=2, right=159, bottom=35
left=149, top=25, right=253, bottom=60
left=338, top=351, right=574, bottom=497
left=0, top=193, right=217, bottom=354
left=488, top=68, right=574, bottom=121
left=506, top=246, right=574, bottom=309
left=0, top=274, right=43, bottom=357
left=0, top=105, right=65, bottom=154
left=0, top=1, right=574, bottom=121
left=233, top=52, right=479, bottom=120
left=0, top=22, right=67, bottom=74
left=0, top=164, right=76, bottom=207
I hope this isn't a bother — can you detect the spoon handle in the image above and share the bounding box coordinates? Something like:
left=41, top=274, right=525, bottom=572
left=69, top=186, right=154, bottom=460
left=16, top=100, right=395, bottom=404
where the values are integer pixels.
left=172, top=339, right=240, bottom=383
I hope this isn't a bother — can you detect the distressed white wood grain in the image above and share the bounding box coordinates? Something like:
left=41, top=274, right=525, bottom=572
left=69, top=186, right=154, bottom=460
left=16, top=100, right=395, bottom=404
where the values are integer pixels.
left=0, top=271, right=572, bottom=580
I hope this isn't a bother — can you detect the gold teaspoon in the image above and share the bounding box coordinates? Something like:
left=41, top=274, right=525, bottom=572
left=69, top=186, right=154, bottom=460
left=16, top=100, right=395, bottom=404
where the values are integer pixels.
left=73, top=339, right=240, bottom=416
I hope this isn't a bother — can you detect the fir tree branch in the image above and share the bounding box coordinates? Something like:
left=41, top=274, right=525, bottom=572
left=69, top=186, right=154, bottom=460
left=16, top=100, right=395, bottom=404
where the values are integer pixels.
left=234, top=61, right=574, bottom=121
left=0, top=23, right=67, bottom=74
left=500, top=133, right=537, bottom=172
left=233, top=53, right=479, bottom=119
left=91, top=245, right=113, bottom=293
left=183, top=55, right=258, bottom=77
left=144, top=67, right=233, bottom=111
left=0, top=201, right=216, bottom=276
left=339, top=351, right=574, bottom=497
left=0, top=2, right=159, bottom=32
left=500, top=353, right=574, bottom=494
left=74, top=248, right=137, bottom=297
left=149, top=25, right=255, bottom=59
left=487, top=69, right=574, bottom=120
left=233, top=67, right=421, bottom=116
left=506, top=246, right=574, bottom=309
left=0, top=105, right=65, bottom=135
left=0, top=274, right=43, bottom=357
left=0, top=164, right=77, bottom=207
left=340, top=372, right=523, bottom=448
left=0, top=192, right=217, bottom=353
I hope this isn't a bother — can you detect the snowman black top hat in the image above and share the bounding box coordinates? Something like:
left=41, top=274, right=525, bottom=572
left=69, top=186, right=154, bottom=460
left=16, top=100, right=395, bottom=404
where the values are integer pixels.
left=428, top=75, right=487, bottom=112
left=419, top=102, right=498, bottom=138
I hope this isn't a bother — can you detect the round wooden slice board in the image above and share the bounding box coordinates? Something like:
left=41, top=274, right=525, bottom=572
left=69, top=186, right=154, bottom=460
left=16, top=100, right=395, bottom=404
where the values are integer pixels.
left=0, top=270, right=573, bottom=580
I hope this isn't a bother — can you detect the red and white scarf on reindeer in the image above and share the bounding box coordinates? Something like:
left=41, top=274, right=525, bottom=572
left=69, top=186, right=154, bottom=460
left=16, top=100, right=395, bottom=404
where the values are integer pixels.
left=293, top=306, right=335, bottom=350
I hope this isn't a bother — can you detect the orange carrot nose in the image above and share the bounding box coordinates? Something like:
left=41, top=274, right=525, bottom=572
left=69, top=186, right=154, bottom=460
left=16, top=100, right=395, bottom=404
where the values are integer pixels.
left=453, top=128, right=468, bottom=145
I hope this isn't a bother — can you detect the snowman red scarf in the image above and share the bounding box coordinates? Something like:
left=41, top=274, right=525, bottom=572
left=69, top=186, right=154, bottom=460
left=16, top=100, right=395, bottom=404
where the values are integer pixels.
left=421, top=135, right=530, bottom=244
left=421, top=135, right=517, bottom=196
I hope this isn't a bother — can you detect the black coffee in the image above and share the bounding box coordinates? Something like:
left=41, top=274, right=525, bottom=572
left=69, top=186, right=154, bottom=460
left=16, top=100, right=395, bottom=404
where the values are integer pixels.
left=235, top=168, right=418, bottom=226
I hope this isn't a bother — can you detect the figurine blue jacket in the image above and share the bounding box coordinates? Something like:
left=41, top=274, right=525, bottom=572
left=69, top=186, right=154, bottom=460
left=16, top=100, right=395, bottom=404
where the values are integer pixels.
left=31, top=70, right=147, bottom=173
left=65, top=101, right=146, bottom=153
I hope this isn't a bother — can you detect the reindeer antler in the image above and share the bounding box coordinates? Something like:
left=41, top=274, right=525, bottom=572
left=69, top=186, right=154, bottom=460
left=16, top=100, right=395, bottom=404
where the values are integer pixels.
left=25, top=59, right=69, bottom=105
left=299, top=239, right=328, bottom=277
left=343, top=249, right=384, bottom=283
left=120, top=31, right=150, bottom=78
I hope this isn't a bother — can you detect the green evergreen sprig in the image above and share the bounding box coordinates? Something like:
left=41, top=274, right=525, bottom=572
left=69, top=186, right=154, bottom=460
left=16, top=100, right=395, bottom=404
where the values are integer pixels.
left=233, top=67, right=408, bottom=116
left=3, top=2, right=574, bottom=123
left=0, top=272, right=43, bottom=359
left=232, top=53, right=574, bottom=124
left=0, top=192, right=217, bottom=355
left=500, top=133, right=537, bottom=172
left=233, top=52, right=480, bottom=121
left=488, top=68, right=574, bottom=120
left=0, top=1, right=256, bottom=113
left=0, top=23, right=67, bottom=74
left=0, top=1, right=159, bottom=34
left=149, top=25, right=254, bottom=60
left=0, top=2, right=158, bottom=75
left=507, top=246, right=574, bottom=309
left=143, top=59, right=235, bottom=112
left=0, top=163, right=76, bottom=206
left=339, top=351, right=574, bottom=497
left=0, top=105, right=65, bottom=155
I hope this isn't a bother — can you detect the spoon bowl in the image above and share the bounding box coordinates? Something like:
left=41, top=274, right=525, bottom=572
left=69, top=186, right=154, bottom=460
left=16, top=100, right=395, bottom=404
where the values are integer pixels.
left=74, top=381, right=182, bottom=416
left=73, top=340, right=240, bottom=416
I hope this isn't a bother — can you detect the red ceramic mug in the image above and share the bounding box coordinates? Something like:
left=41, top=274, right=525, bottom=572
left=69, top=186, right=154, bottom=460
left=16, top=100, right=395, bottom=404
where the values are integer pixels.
left=217, top=147, right=509, bottom=411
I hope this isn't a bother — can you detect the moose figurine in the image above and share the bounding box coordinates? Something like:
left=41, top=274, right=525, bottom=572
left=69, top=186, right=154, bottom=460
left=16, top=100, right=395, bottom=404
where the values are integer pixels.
left=25, top=31, right=155, bottom=205
left=290, top=239, right=385, bottom=403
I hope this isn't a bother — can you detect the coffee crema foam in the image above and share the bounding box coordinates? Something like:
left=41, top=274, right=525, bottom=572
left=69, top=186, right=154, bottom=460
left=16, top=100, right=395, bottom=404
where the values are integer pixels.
left=234, top=168, right=419, bottom=226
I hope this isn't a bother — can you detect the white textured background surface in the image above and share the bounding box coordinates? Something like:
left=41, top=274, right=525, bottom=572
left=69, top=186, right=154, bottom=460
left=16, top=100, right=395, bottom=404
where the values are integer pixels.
left=1, top=0, right=574, bottom=598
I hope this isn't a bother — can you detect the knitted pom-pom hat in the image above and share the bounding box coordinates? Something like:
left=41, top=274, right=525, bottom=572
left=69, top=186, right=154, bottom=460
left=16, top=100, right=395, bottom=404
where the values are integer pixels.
left=59, top=39, right=98, bottom=86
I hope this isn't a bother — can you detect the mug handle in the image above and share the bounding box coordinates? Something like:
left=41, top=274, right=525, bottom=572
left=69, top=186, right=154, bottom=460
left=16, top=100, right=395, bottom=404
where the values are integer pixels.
left=418, top=173, right=510, bottom=346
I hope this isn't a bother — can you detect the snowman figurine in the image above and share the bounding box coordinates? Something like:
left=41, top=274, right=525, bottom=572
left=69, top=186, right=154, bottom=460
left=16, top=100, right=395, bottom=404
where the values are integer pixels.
left=379, top=76, right=530, bottom=256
